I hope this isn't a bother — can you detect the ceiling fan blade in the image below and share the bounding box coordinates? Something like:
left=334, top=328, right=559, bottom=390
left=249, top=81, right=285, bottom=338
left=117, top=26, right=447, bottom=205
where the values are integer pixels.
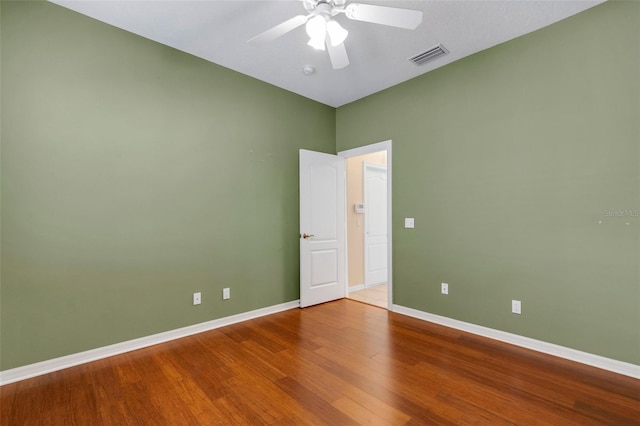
left=248, top=15, right=309, bottom=46
left=345, top=3, right=423, bottom=30
left=326, top=41, right=349, bottom=69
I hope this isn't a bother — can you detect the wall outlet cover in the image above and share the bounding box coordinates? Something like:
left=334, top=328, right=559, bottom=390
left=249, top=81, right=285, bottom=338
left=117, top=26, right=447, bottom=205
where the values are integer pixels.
left=193, top=292, right=201, bottom=305
left=223, top=288, right=230, bottom=300
left=441, top=283, right=449, bottom=295
left=512, top=300, right=522, bottom=314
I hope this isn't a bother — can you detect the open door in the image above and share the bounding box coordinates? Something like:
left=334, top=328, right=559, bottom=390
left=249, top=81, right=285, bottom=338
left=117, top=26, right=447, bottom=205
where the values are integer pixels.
left=299, top=149, right=346, bottom=308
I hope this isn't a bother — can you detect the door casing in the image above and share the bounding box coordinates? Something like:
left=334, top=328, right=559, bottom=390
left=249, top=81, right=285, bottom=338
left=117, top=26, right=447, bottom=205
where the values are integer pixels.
left=339, top=140, right=393, bottom=310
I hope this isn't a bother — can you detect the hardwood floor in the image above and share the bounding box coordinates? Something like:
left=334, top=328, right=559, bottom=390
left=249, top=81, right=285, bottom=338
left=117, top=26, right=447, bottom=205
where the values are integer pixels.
left=2, top=299, right=639, bottom=425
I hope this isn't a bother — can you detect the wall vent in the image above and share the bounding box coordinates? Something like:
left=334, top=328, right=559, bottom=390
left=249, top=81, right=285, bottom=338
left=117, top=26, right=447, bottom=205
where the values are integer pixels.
left=409, top=44, right=449, bottom=66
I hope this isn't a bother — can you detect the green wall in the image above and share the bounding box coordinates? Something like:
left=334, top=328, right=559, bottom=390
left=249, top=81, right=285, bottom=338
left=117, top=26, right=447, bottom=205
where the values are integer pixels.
left=0, top=1, right=335, bottom=370
left=337, top=1, right=639, bottom=364
left=1, top=0, right=638, bottom=372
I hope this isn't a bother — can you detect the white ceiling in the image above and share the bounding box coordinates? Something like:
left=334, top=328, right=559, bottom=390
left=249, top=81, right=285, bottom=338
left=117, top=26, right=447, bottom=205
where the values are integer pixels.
left=50, top=0, right=604, bottom=107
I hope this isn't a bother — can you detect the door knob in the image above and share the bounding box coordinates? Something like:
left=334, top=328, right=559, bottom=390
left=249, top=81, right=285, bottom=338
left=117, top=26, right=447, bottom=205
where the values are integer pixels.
left=301, top=233, right=315, bottom=239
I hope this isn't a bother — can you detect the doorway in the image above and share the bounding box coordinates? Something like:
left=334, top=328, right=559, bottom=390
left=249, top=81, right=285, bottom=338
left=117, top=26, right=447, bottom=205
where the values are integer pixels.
left=339, top=141, right=392, bottom=310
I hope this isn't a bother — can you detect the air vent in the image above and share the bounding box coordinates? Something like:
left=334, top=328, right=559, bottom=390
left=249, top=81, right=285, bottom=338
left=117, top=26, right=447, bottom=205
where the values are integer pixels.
left=409, top=44, right=449, bottom=66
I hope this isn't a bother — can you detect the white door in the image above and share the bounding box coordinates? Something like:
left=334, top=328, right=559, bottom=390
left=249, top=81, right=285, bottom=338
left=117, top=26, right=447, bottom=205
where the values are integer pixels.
left=364, top=163, right=388, bottom=288
left=299, top=150, right=346, bottom=308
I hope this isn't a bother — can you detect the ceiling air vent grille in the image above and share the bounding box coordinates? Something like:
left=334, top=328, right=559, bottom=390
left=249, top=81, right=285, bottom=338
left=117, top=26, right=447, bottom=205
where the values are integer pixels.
left=409, top=44, right=449, bottom=66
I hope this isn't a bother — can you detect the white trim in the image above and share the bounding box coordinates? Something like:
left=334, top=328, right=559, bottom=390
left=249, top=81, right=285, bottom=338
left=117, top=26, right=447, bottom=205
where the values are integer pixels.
left=392, top=304, right=640, bottom=379
left=348, top=284, right=365, bottom=293
left=349, top=283, right=387, bottom=294
left=0, top=300, right=300, bottom=386
left=338, top=141, right=391, bottom=158
left=339, top=140, right=392, bottom=310
left=365, top=282, right=386, bottom=290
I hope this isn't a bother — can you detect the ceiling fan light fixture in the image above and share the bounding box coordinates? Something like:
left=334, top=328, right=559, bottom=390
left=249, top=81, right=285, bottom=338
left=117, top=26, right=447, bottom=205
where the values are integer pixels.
left=306, top=15, right=327, bottom=50
left=326, top=20, right=348, bottom=46
left=248, top=0, right=424, bottom=69
left=307, top=36, right=326, bottom=51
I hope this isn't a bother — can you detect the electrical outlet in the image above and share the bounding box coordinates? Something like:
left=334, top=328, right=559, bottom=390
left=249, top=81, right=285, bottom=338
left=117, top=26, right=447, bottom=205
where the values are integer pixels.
left=404, top=218, right=415, bottom=228
left=512, top=300, right=521, bottom=314
left=222, top=288, right=230, bottom=300
left=193, top=292, right=201, bottom=305
left=441, top=283, right=448, bottom=295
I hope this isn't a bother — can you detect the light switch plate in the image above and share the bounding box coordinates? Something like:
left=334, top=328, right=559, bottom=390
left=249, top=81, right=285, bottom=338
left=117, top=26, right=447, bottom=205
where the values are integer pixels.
left=512, top=300, right=522, bottom=314
left=405, top=218, right=415, bottom=228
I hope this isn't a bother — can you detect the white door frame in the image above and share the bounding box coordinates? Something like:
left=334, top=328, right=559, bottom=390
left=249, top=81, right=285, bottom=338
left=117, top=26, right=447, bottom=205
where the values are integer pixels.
left=338, top=140, right=393, bottom=310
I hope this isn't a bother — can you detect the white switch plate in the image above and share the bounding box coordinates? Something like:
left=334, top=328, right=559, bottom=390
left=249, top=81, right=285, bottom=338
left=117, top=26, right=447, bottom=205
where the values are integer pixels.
left=223, top=288, right=230, bottom=300
left=441, top=283, right=448, bottom=295
left=193, top=292, right=201, bottom=305
left=512, top=300, right=522, bottom=314
left=404, top=218, right=415, bottom=228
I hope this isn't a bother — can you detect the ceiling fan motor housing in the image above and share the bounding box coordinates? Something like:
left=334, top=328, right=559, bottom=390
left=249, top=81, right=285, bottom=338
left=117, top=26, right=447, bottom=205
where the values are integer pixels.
left=303, top=0, right=346, bottom=15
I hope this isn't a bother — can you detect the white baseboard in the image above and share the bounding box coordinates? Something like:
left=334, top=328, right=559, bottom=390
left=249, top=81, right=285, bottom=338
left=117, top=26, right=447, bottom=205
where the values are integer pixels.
left=392, top=304, right=640, bottom=380
left=3, top=300, right=637, bottom=385
left=0, top=300, right=300, bottom=386
left=366, top=282, right=386, bottom=289
left=348, top=284, right=365, bottom=293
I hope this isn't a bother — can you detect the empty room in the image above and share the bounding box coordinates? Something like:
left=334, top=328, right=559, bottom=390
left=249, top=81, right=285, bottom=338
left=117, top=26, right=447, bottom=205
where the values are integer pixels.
left=1, top=0, right=639, bottom=424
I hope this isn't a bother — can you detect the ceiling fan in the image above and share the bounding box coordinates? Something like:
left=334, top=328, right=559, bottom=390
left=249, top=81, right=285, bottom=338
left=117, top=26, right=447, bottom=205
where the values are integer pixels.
left=248, top=0, right=423, bottom=70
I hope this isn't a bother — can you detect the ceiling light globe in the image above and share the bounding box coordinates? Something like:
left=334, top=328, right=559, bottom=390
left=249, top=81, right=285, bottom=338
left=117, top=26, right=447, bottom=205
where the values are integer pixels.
left=305, top=15, right=327, bottom=40
left=327, top=20, right=348, bottom=46
left=307, top=36, right=326, bottom=51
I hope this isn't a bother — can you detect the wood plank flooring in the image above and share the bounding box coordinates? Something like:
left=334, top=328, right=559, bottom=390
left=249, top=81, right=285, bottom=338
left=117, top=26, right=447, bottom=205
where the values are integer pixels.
left=1, top=299, right=639, bottom=425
